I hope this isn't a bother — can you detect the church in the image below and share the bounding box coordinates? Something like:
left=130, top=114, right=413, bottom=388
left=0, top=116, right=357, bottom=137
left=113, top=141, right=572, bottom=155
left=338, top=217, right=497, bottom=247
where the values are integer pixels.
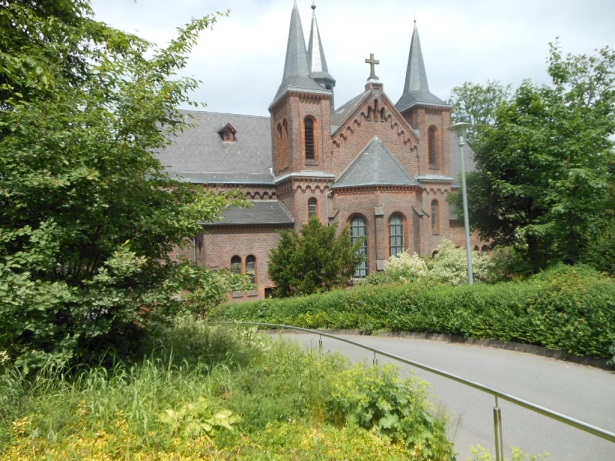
left=159, top=2, right=479, bottom=299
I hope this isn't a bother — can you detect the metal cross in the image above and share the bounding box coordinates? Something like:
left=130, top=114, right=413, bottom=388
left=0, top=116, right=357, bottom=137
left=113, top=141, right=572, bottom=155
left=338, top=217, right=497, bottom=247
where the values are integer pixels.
left=365, top=53, right=380, bottom=80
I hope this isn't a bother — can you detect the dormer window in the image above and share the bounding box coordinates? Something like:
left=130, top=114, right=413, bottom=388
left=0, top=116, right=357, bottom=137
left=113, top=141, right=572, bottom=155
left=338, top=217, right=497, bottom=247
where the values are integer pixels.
left=218, top=123, right=237, bottom=143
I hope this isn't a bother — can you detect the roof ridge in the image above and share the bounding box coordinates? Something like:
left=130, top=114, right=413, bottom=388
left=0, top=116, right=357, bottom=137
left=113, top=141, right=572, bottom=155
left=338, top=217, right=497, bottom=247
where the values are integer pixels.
left=179, top=109, right=270, bottom=119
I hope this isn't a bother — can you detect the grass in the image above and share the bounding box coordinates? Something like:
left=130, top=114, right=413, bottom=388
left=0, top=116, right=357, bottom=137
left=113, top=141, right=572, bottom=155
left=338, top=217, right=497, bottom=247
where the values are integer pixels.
left=0, top=317, right=455, bottom=460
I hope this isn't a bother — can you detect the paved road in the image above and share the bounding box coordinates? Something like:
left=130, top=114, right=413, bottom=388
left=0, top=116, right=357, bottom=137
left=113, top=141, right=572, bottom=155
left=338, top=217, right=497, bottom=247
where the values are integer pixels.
left=278, top=332, right=615, bottom=461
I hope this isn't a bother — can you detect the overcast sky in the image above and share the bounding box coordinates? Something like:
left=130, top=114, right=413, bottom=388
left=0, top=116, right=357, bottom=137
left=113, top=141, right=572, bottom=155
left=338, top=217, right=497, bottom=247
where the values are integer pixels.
left=90, top=0, right=615, bottom=116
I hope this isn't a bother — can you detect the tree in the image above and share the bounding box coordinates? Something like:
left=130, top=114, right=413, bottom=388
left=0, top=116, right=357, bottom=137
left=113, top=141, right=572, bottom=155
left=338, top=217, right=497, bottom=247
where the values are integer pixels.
left=460, top=43, right=615, bottom=271
left=268, top=219, right=364, bottom=297
left=0, top=1, right=247, bottom=368
left=447, top=79, right=511, bottom=145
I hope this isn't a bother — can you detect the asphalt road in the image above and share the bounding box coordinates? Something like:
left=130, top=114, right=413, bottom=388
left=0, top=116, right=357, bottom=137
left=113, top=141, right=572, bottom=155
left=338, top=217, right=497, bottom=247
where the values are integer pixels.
left=278, top=332, right=615, bottom=461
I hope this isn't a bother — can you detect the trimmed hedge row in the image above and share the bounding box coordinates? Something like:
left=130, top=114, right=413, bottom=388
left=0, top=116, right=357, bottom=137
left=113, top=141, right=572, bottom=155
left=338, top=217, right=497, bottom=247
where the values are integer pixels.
left=211, top=266, right=615, bottom=358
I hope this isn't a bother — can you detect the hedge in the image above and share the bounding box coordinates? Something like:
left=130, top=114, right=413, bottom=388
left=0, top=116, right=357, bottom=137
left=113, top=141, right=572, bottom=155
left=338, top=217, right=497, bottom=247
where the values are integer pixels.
left=210, top=265, right=615, bottom=359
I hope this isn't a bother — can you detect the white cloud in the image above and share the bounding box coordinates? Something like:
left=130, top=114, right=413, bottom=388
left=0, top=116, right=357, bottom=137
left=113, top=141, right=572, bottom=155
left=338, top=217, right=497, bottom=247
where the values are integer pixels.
left=91, top=0, right=615, bottom=116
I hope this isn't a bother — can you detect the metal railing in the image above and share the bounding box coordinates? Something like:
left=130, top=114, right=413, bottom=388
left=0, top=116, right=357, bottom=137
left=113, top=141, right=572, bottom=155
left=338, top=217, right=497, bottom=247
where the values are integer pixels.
left=210, top=321, right=615, bottom=461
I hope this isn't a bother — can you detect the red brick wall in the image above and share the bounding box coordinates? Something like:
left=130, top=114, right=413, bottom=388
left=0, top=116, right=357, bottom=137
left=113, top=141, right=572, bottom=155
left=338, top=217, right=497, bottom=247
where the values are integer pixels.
left=402, top=106, right=451, bottom=177
left=270, top=91, right=332, bottom=177
left=277, top=177, right=333, bottom=231
left=330, top=186, right=428, bottom=275
left=449, top=220, right=491, bottom=252
left=199, top=225, right=288, bottom=300
left=331, top=90, right=420, bottom=178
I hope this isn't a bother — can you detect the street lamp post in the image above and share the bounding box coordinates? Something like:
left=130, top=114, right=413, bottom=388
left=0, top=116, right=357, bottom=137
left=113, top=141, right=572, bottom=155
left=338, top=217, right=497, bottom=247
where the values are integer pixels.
left=449, top=122, right=474, bottom=284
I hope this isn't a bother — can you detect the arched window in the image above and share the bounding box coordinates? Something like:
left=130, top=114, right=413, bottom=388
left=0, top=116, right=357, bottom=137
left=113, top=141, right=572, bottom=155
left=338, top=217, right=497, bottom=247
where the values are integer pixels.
left=231, top=255, right=242, bottom=274
left=431, top=200, right=440, bottom=234
left=428, top=126, right=438, bottom=168
left=246, top=255, right=256, bottom=285
left=304, top=116, right=315, bottom=161
left=231, top=255, right=242, bottom=297
left=308, top=197, right=318, bottom=220
left=350, top=215, right=368, bottom=277
left=276, top=120, right=289, bottom=169
left=389, top=214, right=404, bottom=257
left=276, top=123, right=283, bottom=169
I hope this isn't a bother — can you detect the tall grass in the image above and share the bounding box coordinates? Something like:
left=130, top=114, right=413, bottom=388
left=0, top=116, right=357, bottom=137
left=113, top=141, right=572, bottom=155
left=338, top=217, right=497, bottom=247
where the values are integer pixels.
left=0, top=318, right=454, bottom=460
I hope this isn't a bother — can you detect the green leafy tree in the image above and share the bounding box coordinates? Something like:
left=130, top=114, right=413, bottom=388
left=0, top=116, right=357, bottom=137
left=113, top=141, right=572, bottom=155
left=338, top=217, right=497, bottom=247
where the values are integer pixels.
left=447, top=79, right=512, bottom=145
left=268, top=219, right=364, bottom=297
left=457, top=43, right=615, bottom=271
left=0, top=1, right=247, bottom=368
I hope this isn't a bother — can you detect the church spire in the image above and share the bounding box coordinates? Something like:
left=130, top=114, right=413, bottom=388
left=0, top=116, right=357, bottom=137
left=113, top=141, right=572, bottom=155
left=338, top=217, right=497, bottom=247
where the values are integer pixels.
left=271, top=1, right=327, bottom=107
left=307, top=2, right=335, bottom=92
left=396, top=21, right=448, bottom=112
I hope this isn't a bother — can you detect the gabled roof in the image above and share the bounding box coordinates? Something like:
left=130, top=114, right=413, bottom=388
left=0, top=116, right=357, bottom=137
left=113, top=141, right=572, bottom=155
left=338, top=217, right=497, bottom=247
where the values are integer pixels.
left=331, top=86, right=419, bottom=146
left=271, top=2, right=329, bottom=107
left=333, top=137, right=421, bottom=189
left=158, top=110, right=274, bottom=185
left=218, top=123, right=236, bottom=138
left=396, top=22, right=449, bottom=112
left=201, top=200, right=294, bottom=227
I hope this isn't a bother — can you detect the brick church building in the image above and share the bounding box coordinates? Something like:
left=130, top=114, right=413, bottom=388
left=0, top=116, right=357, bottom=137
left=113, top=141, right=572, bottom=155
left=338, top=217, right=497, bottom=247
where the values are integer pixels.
left=158, top=3, right=479, bottom=299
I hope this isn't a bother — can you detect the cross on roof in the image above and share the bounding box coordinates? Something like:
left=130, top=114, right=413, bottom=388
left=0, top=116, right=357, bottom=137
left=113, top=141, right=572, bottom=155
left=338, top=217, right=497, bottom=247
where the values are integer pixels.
left=365, top=53, right=380, bottom=81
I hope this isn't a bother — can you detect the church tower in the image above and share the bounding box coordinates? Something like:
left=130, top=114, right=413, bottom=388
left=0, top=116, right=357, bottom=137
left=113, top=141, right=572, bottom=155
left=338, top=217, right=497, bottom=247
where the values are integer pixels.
left=396, top=21, right=453, bottom=249
left=396, top=21, right=452, bottom=177
left=269, top=2, right=335, bottom=226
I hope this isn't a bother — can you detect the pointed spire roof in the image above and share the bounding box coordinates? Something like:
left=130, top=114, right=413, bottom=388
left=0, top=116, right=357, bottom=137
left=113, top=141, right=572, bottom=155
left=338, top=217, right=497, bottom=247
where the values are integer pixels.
left=396, top=21, right=448, bottom=112
left=271, top=2, right=328, bottom=107
left=308, top=3, right=335, bottom=90
left=333, top=137, right=420, bottom=189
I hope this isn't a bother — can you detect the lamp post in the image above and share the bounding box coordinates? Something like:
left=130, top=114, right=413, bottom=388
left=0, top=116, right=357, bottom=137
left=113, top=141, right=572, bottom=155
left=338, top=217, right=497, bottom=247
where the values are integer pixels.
left=449, top=122, right=474, bottom=284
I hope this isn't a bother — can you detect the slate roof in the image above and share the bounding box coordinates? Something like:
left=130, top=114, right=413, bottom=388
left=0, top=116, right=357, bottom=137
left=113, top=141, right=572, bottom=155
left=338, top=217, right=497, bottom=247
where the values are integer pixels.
left=308, top=4, right=335, bottom=88
left=271, top=2, right=330, bottom=107
left=396, top=23, right=449, bottom=112
left=201, top=200, right=294, bottom=227
left=158, top=110, right=274, bottom=185
left=333, top=137, right=421, bottom=189
left=331, top=90, right=369, bottom=130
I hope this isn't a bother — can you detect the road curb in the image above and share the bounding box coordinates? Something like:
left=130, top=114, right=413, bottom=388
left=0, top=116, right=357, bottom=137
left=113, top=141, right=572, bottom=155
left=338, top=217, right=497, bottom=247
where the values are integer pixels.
left=289, top=328, right=615, bottom=371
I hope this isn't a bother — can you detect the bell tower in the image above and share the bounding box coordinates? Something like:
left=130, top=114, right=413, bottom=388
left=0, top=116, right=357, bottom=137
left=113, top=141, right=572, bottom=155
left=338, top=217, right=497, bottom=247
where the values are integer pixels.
left=268, top=2, right=335, bottom=227
left=396, top=22, right=452, bottom=177
left=269, top=2, right=333, bottom=177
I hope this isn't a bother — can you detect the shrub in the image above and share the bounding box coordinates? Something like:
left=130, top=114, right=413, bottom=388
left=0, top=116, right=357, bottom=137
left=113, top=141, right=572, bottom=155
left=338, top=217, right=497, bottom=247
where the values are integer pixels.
left=364, top=240, right=494, bottom=287
left=268, top=218, right=364, bottom=297
left=213, top=266, right=615, bottom=358
left=428, top=239, right=493, bottom=285
left=326, top=363, right=454, bottom=460
left=385, top=250, right=429, bottom=283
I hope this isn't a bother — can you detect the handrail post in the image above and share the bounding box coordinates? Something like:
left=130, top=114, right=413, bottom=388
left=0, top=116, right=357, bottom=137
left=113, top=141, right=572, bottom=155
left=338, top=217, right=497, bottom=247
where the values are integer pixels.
left=373, top=351, right=378, bottom=366
left=494, top=396, right=504, bottom=461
